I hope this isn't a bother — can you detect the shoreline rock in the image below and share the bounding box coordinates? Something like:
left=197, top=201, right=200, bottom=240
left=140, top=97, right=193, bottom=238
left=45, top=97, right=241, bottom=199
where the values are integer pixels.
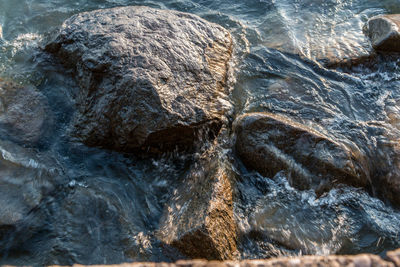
left=45, top=6, right=233, bottom=153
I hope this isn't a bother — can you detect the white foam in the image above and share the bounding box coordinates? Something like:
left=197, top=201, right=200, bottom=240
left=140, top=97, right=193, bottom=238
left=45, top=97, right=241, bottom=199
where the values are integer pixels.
left=5, top=32, right=43, bottom=57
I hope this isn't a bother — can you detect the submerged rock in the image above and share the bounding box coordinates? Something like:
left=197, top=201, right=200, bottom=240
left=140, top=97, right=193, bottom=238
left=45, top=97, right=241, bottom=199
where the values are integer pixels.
left=0, top=141, right=61, bottom=247
left=364, top=15, right=400, bottom=52
left=0, top=80, right=51, bottom=144
left=157, top=152, right=238, bottom=260
left=234, top=112, right=370, bottom=194
left=45, top=6, right=233, bottom=153
left=371, top=129, right=400, bottom=207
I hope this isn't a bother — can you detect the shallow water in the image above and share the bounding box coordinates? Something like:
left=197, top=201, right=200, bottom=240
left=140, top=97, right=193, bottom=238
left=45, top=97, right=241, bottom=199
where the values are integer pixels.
left=0, top=0, right=400, bottom=265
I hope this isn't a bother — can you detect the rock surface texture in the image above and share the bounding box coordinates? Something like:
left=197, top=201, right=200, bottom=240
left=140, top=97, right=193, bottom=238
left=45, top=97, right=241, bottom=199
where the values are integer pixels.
left=0, top=80, right=51, bottom=144
left=45, top=6, right=233, bottom=152
left=364, top=14, right=400, bottom=52
left=157, top=151, right=237, bottom=260
left=234, top=112, right=370, bottom=194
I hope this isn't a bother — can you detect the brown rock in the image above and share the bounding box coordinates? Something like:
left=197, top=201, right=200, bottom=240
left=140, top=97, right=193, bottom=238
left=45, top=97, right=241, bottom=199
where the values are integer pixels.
left=234, top=112, right=370, bottom=194
left=364, top=15, right=400, bottom=52
left=157, top=151, right=237, bottom=260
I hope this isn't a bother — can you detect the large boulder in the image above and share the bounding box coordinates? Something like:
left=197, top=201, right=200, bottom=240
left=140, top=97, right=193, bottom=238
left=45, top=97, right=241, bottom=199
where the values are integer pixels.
left=234, top=112, right=370, bottom=195
left=0, top=80, right=51, bottom=144
left=364, top=15, right=400, bottom=52
left=45, top=6, right=233, bottom=152
left=157, top=152, right=238, bottom=260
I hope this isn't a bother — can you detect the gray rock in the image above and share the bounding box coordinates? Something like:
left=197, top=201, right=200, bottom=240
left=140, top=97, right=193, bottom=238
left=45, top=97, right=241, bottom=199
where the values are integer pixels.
left=45, top=6, right=233, bottom=152
left=0, top=80, right=51, bottom=144
left=234, top=112, right=370, bottom=195
left=157, top=150, right=238, bottom=260
left=364, top=15, right=400, bottom=52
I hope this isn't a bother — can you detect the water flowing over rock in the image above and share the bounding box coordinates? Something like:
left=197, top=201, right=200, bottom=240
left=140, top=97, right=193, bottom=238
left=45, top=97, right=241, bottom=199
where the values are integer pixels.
left=0, top=80, right=51, bottom=144
left=364, top=15, right=400, bottom=52
left=234, top=112, right=370, bottom=195
left=264, top=0, right=373, bottom=67
left=0, top=140, right=62, bottom=249
left=45, top=6, right=233, bottom=153
left=157, top=150, right=238, bottom=260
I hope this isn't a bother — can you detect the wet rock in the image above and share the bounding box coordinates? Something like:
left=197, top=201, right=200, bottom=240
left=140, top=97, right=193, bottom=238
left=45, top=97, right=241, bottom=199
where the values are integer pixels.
left=158, top=151, right=238, bottom=260
left=0, top=140, right=61, bottom=246
left=45, top=6, right=233, bottom=153
left=234, top=112, right=370, bottom=194
left=364, top=15, right=400, bottom=52
left=0, top=80, right=51, bottom=144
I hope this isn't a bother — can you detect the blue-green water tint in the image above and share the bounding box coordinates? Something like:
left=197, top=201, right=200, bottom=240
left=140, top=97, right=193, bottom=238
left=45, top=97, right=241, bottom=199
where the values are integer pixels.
left=1, top=0, right=400, bottom=265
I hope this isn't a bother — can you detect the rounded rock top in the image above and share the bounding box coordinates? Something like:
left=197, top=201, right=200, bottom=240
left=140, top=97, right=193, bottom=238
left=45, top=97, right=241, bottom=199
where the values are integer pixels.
left=46, top=6, right=233, bottom=153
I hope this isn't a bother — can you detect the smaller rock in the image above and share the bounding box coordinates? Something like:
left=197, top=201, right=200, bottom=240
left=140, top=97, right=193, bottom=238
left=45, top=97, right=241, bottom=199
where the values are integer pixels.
left=364, top=15, right=400, bottom=52
left=157, top=151, right=238, bottom=260
left=0, top=80, right=51, bottom=144
left=234, top=112, right=370, bottom=194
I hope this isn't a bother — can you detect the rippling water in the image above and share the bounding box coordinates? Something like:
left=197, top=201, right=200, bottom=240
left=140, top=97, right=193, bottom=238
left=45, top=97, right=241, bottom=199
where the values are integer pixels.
left=1, top=0, right=400, bottom=265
